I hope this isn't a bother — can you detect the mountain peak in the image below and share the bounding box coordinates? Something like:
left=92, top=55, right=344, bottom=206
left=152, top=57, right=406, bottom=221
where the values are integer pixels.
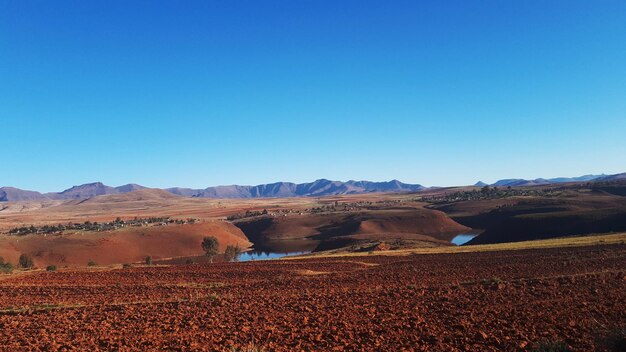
left=115, top=184, right=147, bottom=193
left=53, top=182, right=117, bottom=199
left=0, top=187, right=48, bottom=202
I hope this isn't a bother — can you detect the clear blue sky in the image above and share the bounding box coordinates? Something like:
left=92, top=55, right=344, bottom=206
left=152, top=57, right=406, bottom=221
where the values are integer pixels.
left=1, top=0, right=625, bottom=192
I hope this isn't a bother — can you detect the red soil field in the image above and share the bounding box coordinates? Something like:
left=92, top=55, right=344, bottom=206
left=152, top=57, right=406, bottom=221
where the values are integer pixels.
left=0, top=243, right=624, bottom=351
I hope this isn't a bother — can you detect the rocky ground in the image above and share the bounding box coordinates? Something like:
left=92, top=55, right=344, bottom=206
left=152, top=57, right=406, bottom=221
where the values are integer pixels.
left=0, top=244, right=624, bottom=351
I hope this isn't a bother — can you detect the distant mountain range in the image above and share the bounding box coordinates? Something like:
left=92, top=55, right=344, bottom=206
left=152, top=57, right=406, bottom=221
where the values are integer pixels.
left=2, top=173, right=624, bottom=202
left=167, top=179, right=425, bottom=199
left=0, top=183, right=149, bottom=202
left=475, top=174, right=618, bottom=188
left=0, top=179, right=425, bottom=202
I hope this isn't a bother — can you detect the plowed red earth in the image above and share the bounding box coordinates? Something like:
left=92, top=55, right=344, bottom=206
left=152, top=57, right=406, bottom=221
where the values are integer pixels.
left=0, top=245, right=624, bottom=351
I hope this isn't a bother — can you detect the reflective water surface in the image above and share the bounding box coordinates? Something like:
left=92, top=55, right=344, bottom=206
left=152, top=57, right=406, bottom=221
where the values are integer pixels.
left=451, top=234, right=477, bottom=246
left=238, top=251, right=311, bottom=261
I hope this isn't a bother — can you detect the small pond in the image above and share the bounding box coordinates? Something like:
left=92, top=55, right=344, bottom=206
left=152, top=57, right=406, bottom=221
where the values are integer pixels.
left=451, top=233, right=478, bottom=246
left=238, top=251, right=311, bottom=262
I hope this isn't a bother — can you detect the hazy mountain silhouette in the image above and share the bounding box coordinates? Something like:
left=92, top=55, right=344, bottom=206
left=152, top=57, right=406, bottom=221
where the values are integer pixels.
left=0, top=179, right=425, bottom=201
left=0, top=187, right=49, bottom=202
left=596, top=173, right=626, bottom=181
left=45, top=182, right=118, bottom=200
left=182, top=179, right=426, bottom=199
left=114, top=183, right=147, bottom=193
left=490, top=174, right=606, bottom=187
left=1, top=173, right=622, bottom=201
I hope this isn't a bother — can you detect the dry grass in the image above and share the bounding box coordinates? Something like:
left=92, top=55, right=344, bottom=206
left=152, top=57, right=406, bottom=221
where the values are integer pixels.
left=285, top=232, right=626, bottom=260
left=296, top=269, right=330, bottom=276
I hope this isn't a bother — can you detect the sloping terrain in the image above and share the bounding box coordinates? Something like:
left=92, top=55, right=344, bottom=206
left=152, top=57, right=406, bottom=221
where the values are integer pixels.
left=468, top=207, right=626, bottom=245
left=427, top=184, right=626, bottom=245
left=0, top=189, right=254, bottom=266
left=0, top=221, right=250, bottom=267
left=234, top=208, right=470, bottom=252
left=0, top=189, right=222, bottom=230
left=0, top=187, right=48, bottom=202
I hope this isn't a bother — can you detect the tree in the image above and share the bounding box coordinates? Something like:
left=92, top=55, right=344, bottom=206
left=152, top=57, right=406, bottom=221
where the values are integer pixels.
left=145, top=256, right=153, bottom=265
left=224, top=245, right=243, bottom=262
left=18, top=254, right=34, bottom=269
left=202, top=236, right=219, bottom=263
left=0, top=257, right=14, bottom=274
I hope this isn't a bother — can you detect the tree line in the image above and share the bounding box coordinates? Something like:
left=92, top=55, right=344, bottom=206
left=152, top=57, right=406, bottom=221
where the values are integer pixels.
left=202, top=236, right=243, bottom=263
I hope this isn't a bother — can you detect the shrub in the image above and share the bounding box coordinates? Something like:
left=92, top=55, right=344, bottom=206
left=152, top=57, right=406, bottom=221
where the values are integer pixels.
left=87, top=260, right=97, bottom=267
left=224, top=245, right=243, bottom=262
left=202, top=236, right=219, bottom=263
left=122, top=263, right=132, bottom=269
left=0, top=257, right=13, bottom=274
left=481, top=277, right=503, bottom=286
left=185, top=258, right=194, bottom=265
left=46, top=265, right=57, bottom=272
left=145, top=256, right=153, bottom=265
left=0, top=263, right=14, bottom=274
left=18, top=254, right=34, bottom=269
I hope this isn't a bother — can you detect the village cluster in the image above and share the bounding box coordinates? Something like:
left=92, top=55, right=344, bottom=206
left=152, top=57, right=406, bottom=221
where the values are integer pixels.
left=226, top=200, right=405, bottom=221
left=5, top=217, right=197, bottom=236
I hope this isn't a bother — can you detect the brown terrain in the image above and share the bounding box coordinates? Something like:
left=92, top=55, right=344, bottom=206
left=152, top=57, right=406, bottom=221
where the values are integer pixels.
left=233, top=208, right=468, bottom=253
left=0, top=242, right=624, bottom=351
left=0, top=222, right=250, bottom=267
left=1, top=181, right=626, bottom=266
left=427, top=184, right=626, bottom=245
left=0, top=181, right=625, bottom=350
left=0, top=189, right=471, bottom=266
left=0, top=190, right=253, bottom=266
